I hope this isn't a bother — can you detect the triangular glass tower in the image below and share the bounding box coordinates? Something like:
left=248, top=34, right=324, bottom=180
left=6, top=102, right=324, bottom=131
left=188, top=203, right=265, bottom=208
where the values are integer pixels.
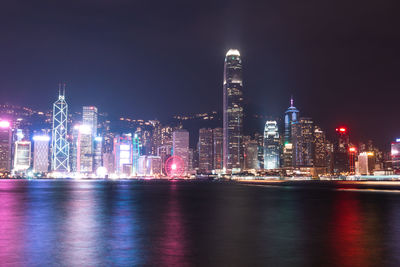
left=51, top=83, right=70, bottom=172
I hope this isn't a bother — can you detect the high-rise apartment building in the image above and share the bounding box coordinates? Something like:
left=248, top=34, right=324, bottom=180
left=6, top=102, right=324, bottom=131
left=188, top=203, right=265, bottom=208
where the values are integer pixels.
left=263, top=121, right=280, bottom=169
left=223, top=49, right=244, bottom=172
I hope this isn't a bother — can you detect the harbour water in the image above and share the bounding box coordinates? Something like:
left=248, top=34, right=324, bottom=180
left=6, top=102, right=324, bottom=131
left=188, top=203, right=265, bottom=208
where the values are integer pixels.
left=0, top=179, right=399, bottom=266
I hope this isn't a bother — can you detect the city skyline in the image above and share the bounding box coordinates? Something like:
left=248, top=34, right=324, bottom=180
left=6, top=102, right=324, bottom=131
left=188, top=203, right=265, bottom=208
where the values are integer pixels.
left=0, top=1, right=399, bottom=147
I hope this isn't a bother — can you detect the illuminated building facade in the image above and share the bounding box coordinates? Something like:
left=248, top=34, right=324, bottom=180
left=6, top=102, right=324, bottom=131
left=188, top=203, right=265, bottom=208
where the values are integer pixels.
left=244, top=139, right=259, bottom=170
left=313, top=126, right=328, bottom=168
left=14, top=141, right=31, bottom=171
left=223, top=49, right=244, bottom=171
left=114, top=134, right=133, bottom=175
left=132, top=133, right=141, bottom=175
left=33, top=135, right=50, bottom=172
left=0, top=120, right=12, bottom=172
left=51, top=86, right=69, bottom=172
left=392, top=139, right=400, bottom=172
left=213, top=128, right=223, bottom=170
left=263, top=121, right=280, bottom=169
left=198, top=128, right=213, bottom=172
left=283, top=97, right=299, bottom=167
left=76, top=125, right=93, bottom=173
left=93, top=136, right=103, bottom=172
left=292, top=118, right=314, bottom=167
left=82, top=106, right=98, bottom=136
left=138, top=155, right=162, bottom=176
left=333, top=127, right=350, bottom=174
left=173, top=129, right=189, bottom=174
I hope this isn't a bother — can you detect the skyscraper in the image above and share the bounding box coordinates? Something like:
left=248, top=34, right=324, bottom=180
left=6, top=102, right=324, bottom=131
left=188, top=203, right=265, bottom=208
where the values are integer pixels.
left=51, top=85, right=69, bottom=172
left=333, top=127, right=350, bottom=174
left=292, top=118, right=314, bottom=167
left=263, top=121, right=280, bottom=169
left=284, top=96, right=299, bottom=145
left=76, top=125, right=93, bottom=173
left=244, top=138, right=259, bottom=170
left=213, top=128, right=223, bottom=170
left=313, top=126, right=328, bottom=168
left=13, top=141, right=31, bottom=172
left=223, top=49, right=244, bottom=172
left=0, top=120, right=12, bottom=172
left=33, top=135, right=50, bottom=173
left=82, top=106, right=98, bottom=137
left=114, top=134, right=133, bottom=176
left=283, top=97, right=299, bottom=168
left=391, top=139, right=400, bottom=173
left=173, top=129, right=189, bottom=174
left=198, top=128, right=213, bottom=173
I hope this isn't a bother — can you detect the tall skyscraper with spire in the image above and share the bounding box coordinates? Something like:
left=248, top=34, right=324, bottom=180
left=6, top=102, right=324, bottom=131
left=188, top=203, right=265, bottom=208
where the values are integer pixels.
left=51, top=84, right=70, bottom=172
left=283, top=96, right=299, bottom=167
left=223, top=49, right=244, bottom=172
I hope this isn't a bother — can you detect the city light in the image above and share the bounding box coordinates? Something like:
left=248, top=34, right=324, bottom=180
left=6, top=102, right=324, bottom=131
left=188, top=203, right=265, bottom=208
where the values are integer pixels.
left=396, top=138, right=400, bottom=142
left=336, top=127, right=347, bottom=133
left=349, top=147, right=356, bottom=152
left=0, top=120, right=10, bottom=128
left=33, top=135, right=50, bottom=141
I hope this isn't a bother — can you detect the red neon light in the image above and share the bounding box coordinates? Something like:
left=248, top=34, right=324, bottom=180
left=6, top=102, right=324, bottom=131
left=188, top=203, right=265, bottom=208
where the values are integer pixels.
left=349, top=147, right=356, bottom=152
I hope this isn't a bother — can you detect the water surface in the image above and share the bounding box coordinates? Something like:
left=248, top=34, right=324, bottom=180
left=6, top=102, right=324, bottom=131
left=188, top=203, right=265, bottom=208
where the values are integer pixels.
left=0, top=180, right=399, bottom=266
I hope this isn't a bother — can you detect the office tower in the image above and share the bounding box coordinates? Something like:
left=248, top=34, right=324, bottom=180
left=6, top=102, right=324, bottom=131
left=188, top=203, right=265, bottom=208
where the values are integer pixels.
left=391, top=139, right=400, bottom=172
left=150, top=120, right=161, bottom=155
left=114, top=134, right=133, bottom=175
left=244, top=139, right=259, bottom=170
left=284, top=96, right=299, bottom=145
left=132, top=133, right=140, bottom=175
left=0, top=120, right=12, bottom=172
left=283, top=97, right=299, bottom=168
left=223, top=49, right=244, bottom=171
left=213, top=128, right=223, bottom=170
left=198, top=128, right=213, bottom=173
left=76, top=125, right=93, bottom=173
left=263, top=121, right=280, bottom=169
left=357, top=152, right=375, bottom=175
left=93, top=136, right=103, bottom=172
left=254, top=132, right=264, bottom=169
left=51, top=85, right=69, bottom=172
left=172, top=129, right=189, bottom=174
left=157, top=144, right=172, bottom=174
left=13, top=140, right=31, bottom=171
left=160, top=126, right=173, bottom=146
left=188, top=148, right=194, bottom=172
left=103, top=152, right=115, bottom=175
left=313, top=126, right=328, bottom=167
left=292, top=118, right=314, bottom=167
left=333, top=127, right=350, bottom=174
left=82, top=106, right=98, bottom=137
left=33, top=135, right=50, bottom=172
left=138, top=155, right=162, bottom=176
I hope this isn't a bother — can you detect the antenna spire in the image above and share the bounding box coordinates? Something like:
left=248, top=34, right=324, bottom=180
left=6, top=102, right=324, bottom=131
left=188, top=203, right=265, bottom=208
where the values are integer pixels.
left=290, top=95, right=294, bottom=107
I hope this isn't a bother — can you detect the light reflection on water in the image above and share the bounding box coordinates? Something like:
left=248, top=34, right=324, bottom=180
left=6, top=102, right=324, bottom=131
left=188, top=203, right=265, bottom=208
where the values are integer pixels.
left=0, top=180, right=400, bottom=266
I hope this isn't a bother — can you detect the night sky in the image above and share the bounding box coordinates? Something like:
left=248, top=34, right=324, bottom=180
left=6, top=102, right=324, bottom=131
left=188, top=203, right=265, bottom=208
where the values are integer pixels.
left=0, top=0, right=399, bottom=147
